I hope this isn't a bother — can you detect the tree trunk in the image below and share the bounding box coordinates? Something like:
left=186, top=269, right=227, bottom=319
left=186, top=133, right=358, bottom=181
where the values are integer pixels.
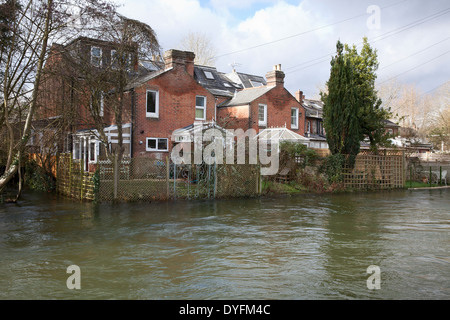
left=0, top=0, right=52, bottom=191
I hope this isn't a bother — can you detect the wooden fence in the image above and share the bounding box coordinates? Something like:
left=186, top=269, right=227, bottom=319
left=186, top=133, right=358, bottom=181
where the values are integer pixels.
left=342, top=150, right=405, bottom=190
left=56, top=153, right=96, bottom=201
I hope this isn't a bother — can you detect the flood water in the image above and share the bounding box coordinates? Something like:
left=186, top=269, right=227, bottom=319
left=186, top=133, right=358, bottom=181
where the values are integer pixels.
left=0, top=189, right=449, bottom=300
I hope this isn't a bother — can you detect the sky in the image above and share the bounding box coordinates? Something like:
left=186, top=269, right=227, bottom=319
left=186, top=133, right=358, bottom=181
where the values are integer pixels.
left=115, top=0, right=450, bottom=99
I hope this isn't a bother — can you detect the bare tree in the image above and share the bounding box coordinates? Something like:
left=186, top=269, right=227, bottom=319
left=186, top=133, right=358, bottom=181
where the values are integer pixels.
left=0, top=0, right=119, bottom=200
left=179, top=32, right=216, bottom=66
left=40, top=11, right=161, bottom=200
left=377, top=79, right=433, bottom=137
left=426, top=82, right=450, bottom=152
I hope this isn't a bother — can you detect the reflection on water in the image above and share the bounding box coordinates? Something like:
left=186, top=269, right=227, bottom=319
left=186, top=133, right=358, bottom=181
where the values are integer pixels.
left=0, top=189, right=449, bottom=299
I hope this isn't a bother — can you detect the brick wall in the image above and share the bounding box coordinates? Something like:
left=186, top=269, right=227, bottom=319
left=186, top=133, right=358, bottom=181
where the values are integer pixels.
left=217, top=85, right=306, bottom=135
left=131, top=64, right=216, bottom=158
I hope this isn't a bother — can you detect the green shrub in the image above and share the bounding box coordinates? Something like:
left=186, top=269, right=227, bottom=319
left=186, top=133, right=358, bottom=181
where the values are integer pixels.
left=319, top=153, right=346, bottom=183
left=24, top=159, right=55, bottom=192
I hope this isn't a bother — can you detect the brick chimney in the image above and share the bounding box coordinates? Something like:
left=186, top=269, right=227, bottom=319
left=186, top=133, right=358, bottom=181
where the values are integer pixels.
left=163, top=49, right=195, bottom=76
left=266, top=64, right=285, bottom=87
left=295, top=90, right=305, bottom=103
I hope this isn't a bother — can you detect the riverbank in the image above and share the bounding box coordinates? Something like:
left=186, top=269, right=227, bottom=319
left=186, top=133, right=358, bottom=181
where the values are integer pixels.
left=408, top=185, right=450, bottom=190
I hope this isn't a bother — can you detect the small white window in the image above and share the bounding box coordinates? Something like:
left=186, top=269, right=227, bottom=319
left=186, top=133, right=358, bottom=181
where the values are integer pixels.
left=251, top=80, right=263, bottom=87
left=90, top=91, right=104, bottom=117
left=146, top=90, right=159, bottom=118
left=195, top=96, right=206, bottom=120
left=307, top=121, right=311, bottom=133
left=258, top=104, right=267, bottom=127
left=91, top=46, right=102, bottom=67
left=291, top=108, right=299, bottom=129
left=89, top=137, right=96, bottom=162
left=111, top=49, right=118, bottom=69
left=204, top=71, right=214, bottom=79
left=146, top=138, right=168, bottom=152
left=74, top=141, right=80, bottom=160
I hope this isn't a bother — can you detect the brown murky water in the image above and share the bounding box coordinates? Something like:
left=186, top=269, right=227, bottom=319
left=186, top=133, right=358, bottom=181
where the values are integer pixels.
left=0, top=189, right=449, bottom=299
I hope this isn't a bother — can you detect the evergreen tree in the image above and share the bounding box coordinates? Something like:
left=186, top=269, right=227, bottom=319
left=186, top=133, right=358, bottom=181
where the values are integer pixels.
left=321, top=38, right=391, bottom=167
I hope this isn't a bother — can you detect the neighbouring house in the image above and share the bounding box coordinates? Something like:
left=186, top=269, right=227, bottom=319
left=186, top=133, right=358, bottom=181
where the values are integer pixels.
left=217, top=64, right=307, bottom=136
left=36, top=36, right=314, bottom=172
left=384, top=119, right=400, bottom=137
left=293, top=91, right=329, bottom=155
left=35, top=36, right=146, bottom=171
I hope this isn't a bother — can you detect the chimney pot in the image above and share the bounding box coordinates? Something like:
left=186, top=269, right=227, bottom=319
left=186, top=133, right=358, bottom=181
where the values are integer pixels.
left=296, top=90, right=304, bottom=103
left=163, top=49, right=195, bottom=76
left=266, top=67, right=285, bottom=87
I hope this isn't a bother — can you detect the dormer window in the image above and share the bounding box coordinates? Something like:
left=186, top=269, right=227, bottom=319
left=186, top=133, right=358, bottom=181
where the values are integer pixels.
left=91, top=46, right=102, bottom=67
left=251, top=80, right=263, bottom=87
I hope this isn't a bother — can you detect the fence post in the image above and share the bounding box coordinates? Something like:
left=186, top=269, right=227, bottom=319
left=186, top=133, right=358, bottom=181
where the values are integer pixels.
left=80, top=158, right=83, bottom=200
left=69, top=154, right=72, bottom=197
left=429, top=167, right=432, bottom=187
left=410, top=166, right=412, bottom=188
left=214, top=162, right=217, bottom=199
left=402, top=150, right=406, bottom=188
left=173, top=161, right=177, bottom=199
left=440, top=166, right=442, bottom=185
left=166, top=156, right=170, bottom=199
left=113, top=154, right=119, bottom=201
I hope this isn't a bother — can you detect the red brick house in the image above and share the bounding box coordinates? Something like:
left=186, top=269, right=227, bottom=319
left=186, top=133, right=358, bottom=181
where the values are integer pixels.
left=36, top=36, right=311, bottom=170
left=217, top=64, right=306, bottom=135
left=123, top=49, right=216, bottom=160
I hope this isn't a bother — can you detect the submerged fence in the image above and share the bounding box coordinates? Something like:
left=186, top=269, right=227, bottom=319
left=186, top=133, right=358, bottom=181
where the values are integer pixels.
left=341, top=150, right=406, bottom=190
left=56, top=153, right=96, bottom=201
left=54, top=149, right=410, bottom=202
left=96, top=156, right=260, bottom=202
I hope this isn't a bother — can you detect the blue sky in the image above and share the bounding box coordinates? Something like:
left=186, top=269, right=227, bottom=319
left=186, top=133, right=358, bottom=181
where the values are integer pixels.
left=116, top=0, right=450, bottom=99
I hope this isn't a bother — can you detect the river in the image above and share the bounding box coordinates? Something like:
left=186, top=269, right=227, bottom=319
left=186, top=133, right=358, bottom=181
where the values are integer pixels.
left=0, top=189, right=449, bottom=299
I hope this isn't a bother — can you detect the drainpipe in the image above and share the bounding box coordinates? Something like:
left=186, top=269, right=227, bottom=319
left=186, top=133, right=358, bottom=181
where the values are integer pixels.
left=214, top=97, right=217, bottom=122
left=130, top=88, right=135, bottom=158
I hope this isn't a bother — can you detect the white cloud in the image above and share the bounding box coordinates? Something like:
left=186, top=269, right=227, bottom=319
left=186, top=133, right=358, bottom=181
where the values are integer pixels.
left=116, top=0, right=450, bottom=98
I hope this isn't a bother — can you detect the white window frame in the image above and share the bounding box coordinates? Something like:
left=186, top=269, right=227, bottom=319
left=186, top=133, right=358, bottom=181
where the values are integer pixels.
left=195, top=95, right=206, bottom=121
left=307, top=121, right=311, bottom=134
left=111, top=49, right=118, bottom=69
left=204, top=71, right=214, bottom=79
left=146, top=137, right=169, bottom=152
left=258, top=104, right=267, bottom=127
left=89, top=91, right=104, bottom=117
left=146, top=90, right=159, bottom=118
left=291, top=107, right=299, bottom=129
left=91, top=46, right=102, bottom=67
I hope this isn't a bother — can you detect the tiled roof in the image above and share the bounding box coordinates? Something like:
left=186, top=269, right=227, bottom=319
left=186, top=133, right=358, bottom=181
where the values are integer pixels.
left=303, top=99, right=323, bottom=118
left=220, top=86, right=274, bottom=107
left=124, top=68, right=171, bottom=90
left=194, top=65, right=240, bottom=97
